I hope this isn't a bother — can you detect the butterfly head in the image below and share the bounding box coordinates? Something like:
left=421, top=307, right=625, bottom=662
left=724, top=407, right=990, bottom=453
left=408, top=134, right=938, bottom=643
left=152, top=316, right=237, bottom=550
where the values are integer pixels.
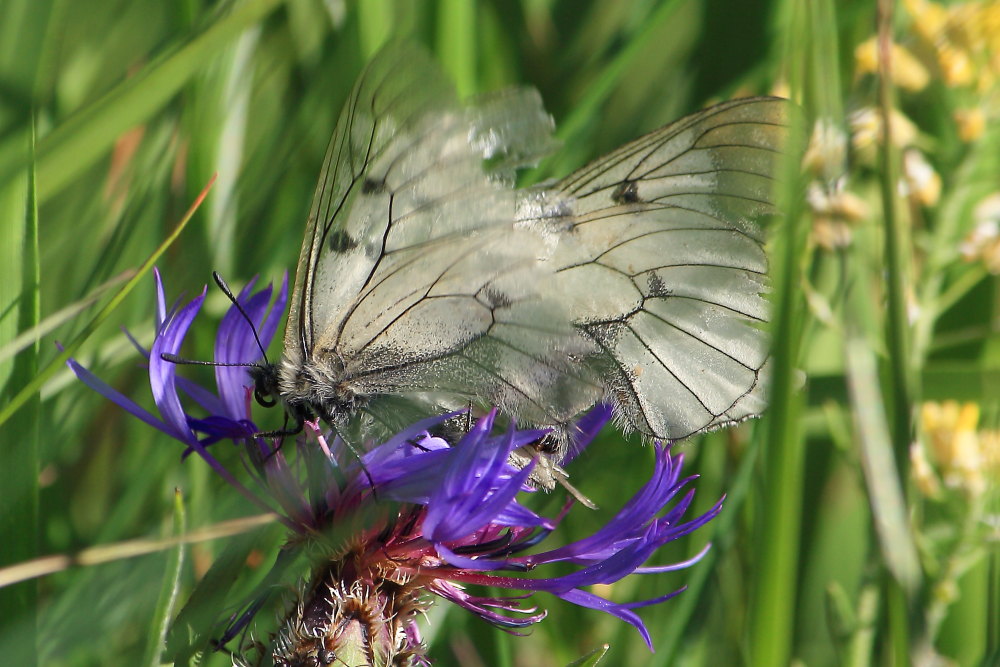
left=249, top=356, right=367, bottom=432
left=248, top=362, right=282, bottom=409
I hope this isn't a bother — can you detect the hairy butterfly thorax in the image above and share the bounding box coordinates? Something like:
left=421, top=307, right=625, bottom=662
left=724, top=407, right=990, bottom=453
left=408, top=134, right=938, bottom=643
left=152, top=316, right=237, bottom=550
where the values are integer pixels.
left=248, top=359, right=367, bottom=436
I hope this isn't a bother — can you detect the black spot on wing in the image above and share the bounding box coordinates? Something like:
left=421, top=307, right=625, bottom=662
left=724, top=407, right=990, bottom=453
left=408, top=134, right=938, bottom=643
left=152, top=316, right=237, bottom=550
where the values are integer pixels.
left=478, top=286, right=513, bottom=310
left=611, top=179, right=640, bottom=204
left=645, top=271, right=671, bottom=297
left=362, top=177, right=386, bottom=194
left=327, top=229, right=358, bottom=253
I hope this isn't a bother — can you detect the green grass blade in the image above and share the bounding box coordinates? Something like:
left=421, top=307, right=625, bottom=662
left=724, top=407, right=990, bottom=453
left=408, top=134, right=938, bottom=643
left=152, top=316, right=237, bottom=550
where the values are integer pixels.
left=875, top=2, right=921, bottom=660
left=143, top=489, right=187, bottom=667
left=656, top=433, right=759, bottom=664
left=988, top=551, right=1000, bottom=660
left=528, top=0, right=685, bottom=180
left=165, top=525, right=289, bottom=664
left=0, top=514, right=274, bottom=590
left=0, top=175, right=215, bottom=430
left=845, top=335, right=921, bottom=595
left=437, top=0, right=477, bottom=97
left=566, top=644, right=610, bottom=666
left=0, top=118, right=40, bottom=667
left=747, top=1, right=812, bottom=664
left=876, top=0, right=913, bottom=468
left=0, top=0, right=282, bottom=203
left=358, top=0, right=394, bottom=58
left=0, top=270, right=131, bottom=366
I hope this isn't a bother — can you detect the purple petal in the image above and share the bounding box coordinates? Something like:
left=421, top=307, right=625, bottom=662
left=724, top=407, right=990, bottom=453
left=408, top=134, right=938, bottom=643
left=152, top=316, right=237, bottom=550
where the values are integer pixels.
left=621, top=587, right=685, bottom=610
left=490, top=500, right=552, bottom=530
left=529, top=444, right=684, bottom=564
left=562, top=403, right=614, bottom=464
left=429, top=462, right=534, bottom=541
left=363, top=412, right=460, bottom=466
left=175, top=374, right=228, bottom=417
left=65, top=356, right=168, bottom=435
left=431, top=581, right=546, bottom=629
left=434, top=544, right=516, bottom=571
left=148, top=288, right=207, bottom=444
left=373, top=449, right=451, bottom=497
left=188, top=415, right=255, bottom=442
left=634, top=543, right=712, bottom=574
left=646, top=494, right=725, bottom=546
left=122, top=326, right=150, bottom=359
left=423, top=424, right=533, bottom=542
left=215, top=278, right=272, bottom=416
left=257, top=273, right=288, bottom=350
left=555, top=588, right=653, bottom=650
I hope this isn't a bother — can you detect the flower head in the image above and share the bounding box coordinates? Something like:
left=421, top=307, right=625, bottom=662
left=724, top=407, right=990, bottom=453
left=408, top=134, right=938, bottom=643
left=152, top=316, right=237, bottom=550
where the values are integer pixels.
left=68, top=268, right=289, bottom=518
left=70, top=271, right=723, bottom=665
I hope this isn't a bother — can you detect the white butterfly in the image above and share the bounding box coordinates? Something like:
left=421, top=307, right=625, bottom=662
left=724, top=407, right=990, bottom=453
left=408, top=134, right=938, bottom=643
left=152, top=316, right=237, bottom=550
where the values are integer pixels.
left=251, top=42, right=787, bottom=454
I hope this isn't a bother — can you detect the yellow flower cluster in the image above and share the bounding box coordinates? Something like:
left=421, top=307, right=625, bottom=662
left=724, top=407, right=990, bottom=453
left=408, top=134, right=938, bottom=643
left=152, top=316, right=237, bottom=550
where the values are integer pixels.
left=917, top=401, right=1000, bottom=498
left=905, top=0, right=1000, bottom=93
left=823, top=1, right=1000, bottom=255
left=853, top=0, right=999, bottom=146
left=853, top=0, right=1000, bottom=95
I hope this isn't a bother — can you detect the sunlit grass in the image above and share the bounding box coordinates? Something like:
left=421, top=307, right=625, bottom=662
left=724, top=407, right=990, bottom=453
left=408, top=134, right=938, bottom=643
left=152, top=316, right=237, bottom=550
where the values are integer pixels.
left=1, top=1, right=997, bottom=665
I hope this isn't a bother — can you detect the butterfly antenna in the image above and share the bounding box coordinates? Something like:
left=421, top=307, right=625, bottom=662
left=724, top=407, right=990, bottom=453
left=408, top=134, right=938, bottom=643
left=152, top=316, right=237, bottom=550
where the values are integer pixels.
left=160, top=353, right=259, bottom=367
left=212, top=271, right=271, bottom=365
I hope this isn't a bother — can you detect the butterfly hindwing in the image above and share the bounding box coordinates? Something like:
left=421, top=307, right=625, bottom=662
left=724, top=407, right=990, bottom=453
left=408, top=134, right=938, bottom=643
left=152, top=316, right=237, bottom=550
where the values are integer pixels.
left=534, top=97, right=788, bottom=439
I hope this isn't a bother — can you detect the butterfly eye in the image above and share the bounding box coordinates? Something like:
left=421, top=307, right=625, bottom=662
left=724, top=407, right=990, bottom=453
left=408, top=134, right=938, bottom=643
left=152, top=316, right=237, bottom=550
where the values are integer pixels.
left=249, top=363, right=281, bottom=408
left=254, top=387, right=277, bottom=408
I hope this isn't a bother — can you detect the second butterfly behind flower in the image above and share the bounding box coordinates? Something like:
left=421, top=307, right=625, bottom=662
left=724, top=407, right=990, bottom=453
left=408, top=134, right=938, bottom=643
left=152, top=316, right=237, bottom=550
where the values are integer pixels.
left=253, top=42, right=789, bottom=454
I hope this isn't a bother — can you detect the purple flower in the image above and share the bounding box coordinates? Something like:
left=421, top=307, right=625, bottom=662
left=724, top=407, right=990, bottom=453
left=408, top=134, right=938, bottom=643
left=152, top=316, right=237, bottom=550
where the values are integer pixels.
left=70, top=270, right=723, bottom=665
left=68, top=268, right=291, bottom=522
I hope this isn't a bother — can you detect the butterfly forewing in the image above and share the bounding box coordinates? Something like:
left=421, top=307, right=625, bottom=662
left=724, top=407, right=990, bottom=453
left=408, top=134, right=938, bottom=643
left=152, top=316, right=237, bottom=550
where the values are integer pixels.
left=532, top=97, right=788, bottom=439
left=282, top=44, right=599, bottom=429
left=285, top=47, right=455, bottom=364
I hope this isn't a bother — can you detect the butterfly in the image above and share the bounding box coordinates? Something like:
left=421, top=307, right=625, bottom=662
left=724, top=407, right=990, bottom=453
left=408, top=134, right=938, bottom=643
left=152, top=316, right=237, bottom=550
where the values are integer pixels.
left=250, top=42, right=788, bottom=458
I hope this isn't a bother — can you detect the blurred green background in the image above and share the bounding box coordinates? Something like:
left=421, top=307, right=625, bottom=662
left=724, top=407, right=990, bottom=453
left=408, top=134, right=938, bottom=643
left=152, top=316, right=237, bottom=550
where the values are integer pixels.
left=1, top=0, right=998, bottom=665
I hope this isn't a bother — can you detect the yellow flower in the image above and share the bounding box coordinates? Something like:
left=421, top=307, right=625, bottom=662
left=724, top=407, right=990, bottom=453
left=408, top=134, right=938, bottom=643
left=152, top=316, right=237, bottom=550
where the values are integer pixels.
left=938, top=44, right=975, bottom=87
left=954, top=107, right=986, bottom=142
left=901, top=149, right=941, bottom=207
left=979, top=429, right=1000, bottom=480
left=960, top=194, right=1000, bottom=273
left=921, top=401, right=986, bottom=496
left=807, top=182, right=869, bottom=250
left=911, top=442, right=943, bottom=499
left=849, top=107, right=920, bottom=164
left=904, top=0, right=1000, bottom=92
left=854, top=37, right=931, bottom=92
left=803, top=118, right=848, bottom=178
left=905, top=0, right=949, bottom=39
